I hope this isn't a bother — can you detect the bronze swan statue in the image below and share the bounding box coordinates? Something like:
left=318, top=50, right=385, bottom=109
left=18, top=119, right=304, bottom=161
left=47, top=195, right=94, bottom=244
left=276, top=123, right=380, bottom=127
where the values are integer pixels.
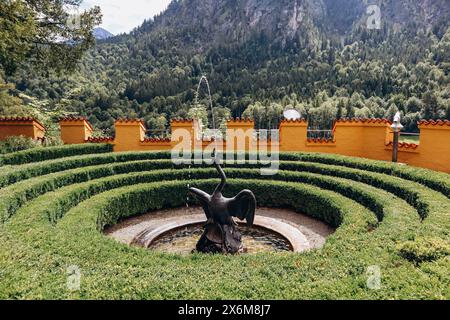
left=189, top=154, right=256, bottom=254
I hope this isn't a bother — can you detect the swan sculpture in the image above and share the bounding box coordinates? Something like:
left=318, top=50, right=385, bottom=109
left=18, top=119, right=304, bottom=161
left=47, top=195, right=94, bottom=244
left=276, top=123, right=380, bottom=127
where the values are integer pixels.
left=189, top=153, right=257, bottom=254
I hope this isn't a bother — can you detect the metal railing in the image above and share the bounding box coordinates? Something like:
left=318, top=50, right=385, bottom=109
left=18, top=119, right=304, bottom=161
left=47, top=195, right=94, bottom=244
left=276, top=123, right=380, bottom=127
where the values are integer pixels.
left=399, top=132, right=420, bottom=144
left=307, top=129, right=334, bottom=140
left=145, top=130, right=170, bottom=139
left=254, top=130, right=280, bottom=142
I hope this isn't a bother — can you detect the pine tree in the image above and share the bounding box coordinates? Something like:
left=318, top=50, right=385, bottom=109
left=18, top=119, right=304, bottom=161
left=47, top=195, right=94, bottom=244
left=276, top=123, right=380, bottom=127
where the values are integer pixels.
left=422, top=92, right=439, bottom=119
left=0, top=0, right=102, bottom=75
left=345, top=102, right=355, bottom=119
left=336, top=100, right=344, bottom=119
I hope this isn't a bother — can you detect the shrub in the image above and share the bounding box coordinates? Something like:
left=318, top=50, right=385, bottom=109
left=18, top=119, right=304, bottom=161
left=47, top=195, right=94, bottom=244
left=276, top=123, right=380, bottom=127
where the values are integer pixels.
left=398, top=238, right=450, bottom=264
left=280, top=152, right=450, bottom=199
left=0, top=135, right=41, bottom=154
left=42, top=174, right=356, bottom=229
left=2, top=149, right=448, bottom=200
left=1, top=178, right=427, bottom=299
left=0, top=151, right=172, bottom=187
left=91, top=180, right=347, bottom=231
left=0, top=143, right=113, bottom=166
left=0, top=150, right=448, bottom=299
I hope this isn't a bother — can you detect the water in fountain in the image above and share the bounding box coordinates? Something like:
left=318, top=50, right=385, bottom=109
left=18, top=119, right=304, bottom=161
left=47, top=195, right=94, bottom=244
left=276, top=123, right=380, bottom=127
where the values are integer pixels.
left=149, top=224, right=292, bottom=255
left=195, top=75, right=217, bottom=134
left=186, top=76, right=218, bottom=212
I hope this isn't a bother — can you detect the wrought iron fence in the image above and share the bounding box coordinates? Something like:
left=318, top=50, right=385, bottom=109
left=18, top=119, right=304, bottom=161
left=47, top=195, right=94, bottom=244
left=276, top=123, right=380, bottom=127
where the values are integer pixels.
left=254, top=130, right=280, bottom=142
left=399, top=132, right=420, bottom=144
left=307, top=129, right=334, bottom=140
left=145, top=130, right=170, bottom=139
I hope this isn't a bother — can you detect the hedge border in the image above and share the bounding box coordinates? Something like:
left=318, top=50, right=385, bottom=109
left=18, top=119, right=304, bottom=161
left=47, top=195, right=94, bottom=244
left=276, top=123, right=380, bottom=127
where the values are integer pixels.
left=1, top=179, right=436, bottom=299
left=0, top=144, right=113, bottom=166
left=3, top=156, right=446, bottom=223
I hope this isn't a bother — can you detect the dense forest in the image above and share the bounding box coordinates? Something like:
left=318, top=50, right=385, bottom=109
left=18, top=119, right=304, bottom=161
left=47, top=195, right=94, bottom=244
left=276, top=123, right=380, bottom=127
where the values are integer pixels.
left=2, top=0, right=450, bottom=137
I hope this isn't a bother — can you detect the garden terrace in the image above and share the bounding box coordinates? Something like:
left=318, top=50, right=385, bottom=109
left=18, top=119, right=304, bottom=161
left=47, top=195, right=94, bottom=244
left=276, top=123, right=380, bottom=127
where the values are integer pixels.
left=0, top=145, right=449, bottom=299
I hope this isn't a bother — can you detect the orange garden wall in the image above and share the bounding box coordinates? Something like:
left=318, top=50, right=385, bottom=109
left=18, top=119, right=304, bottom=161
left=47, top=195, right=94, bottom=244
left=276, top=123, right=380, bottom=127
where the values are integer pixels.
left=57, top=117, right=450, bottom=174
left=226, top=119, right=255, bottom=152
left=0, top=117, right=46, bottom=141
left=60, top=117, right=94, bottom=144
left=279, top=119, right=393, bottom=160
left=409, top=121, right=450, bottom=173
left=2, top=116, right=448, bottom=173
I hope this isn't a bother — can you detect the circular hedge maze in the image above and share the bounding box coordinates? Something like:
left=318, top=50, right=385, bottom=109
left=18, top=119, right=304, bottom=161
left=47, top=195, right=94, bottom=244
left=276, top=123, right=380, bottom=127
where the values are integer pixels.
left=0, top=144, right=449, bottom=299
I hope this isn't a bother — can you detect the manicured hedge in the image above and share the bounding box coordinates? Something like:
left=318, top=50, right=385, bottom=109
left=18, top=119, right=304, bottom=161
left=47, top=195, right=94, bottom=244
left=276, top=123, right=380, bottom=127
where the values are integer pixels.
left=2, top=148, right=448, bottom=200
left=275, top=161, right=431, bottom=219
left=1, top=158, right=442, bottom=223
left=0, top=144, right=113, bottom=166
left=279, top=152, right=450, bottom=199
left=31, top=168, right=389, bottom=228
left=96, top=179, right=348, bottom=230
left=0, top=151, right=172, bottom=188
left=0, top=149, right=449, bottom=299
left=2, top=179, right=440, bottom=299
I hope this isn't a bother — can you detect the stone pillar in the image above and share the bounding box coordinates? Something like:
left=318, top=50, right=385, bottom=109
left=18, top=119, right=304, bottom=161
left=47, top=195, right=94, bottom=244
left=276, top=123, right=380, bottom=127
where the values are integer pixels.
left=114, top=119, right=146, bottom=152
left=279, top=120, right=308, bottom=152
left=59, top=117, right=93, bottom=144
left=226, top=119, right=255, bottom=152
left=0, top=117, right=46, bottom=141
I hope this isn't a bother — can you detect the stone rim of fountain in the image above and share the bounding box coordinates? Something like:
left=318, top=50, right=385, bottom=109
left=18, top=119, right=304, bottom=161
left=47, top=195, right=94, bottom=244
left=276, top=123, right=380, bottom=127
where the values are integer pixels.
left=131, top=214, right=311, bottom=253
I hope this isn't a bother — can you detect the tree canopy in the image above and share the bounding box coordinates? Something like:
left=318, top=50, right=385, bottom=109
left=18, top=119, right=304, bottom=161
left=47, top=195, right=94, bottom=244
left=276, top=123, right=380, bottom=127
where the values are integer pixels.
left=0, top=0, right=101, bottom=74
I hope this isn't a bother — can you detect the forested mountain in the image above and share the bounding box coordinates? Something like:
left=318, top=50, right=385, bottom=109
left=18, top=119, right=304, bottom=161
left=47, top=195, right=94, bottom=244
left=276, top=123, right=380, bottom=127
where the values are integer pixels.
left=5, top=0, right=450, bottom=135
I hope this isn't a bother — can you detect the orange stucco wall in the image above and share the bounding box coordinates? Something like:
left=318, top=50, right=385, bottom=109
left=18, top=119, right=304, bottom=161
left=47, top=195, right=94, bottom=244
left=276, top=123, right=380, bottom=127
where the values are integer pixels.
left=60, top=118, right=93, bottom=144
left=407, top=122, right=450, bottom=173
left=226, top=119, right=255, bottom=152
left=0, top=118, right=46, bottom=140
left=1, top=116, right=439, bottom=174
left=113, top=120, right=147, bottom=152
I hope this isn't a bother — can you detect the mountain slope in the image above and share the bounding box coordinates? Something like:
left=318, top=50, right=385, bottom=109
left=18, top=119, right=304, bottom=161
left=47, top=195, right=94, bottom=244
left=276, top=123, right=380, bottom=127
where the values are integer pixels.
left=7, top=0, right=450, bottom=134
left=132, top=0, right=449, bottom=46
left=93, top=27, right=114, bottom=40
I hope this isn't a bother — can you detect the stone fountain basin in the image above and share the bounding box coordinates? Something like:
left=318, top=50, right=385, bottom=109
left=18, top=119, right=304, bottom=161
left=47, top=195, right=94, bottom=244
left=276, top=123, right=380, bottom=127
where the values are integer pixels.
left=133, top=214, right=309, bottom=253
left=105, top=207, right=334, bottom=254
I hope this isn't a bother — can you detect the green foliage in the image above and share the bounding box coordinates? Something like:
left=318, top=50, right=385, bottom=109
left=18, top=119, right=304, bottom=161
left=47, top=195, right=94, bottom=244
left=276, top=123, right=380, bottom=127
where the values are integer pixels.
left=2, top=149, right=449, bottom=225
left=398, top=238, right=450, bottom=264
left=0, top=151, right=172, bottom=187
left=243, top=102, right=285, bottom=129
left=5, top=3, right=449, bottom=133
left=0, top=1, right=449, bottom=298
left=0, top=0, right=102, bottom=75
left=0, top=143, right=112, bottom=166
left=0, top=146, right=449, bottom=299
left=0, top=73, right=27, bottom=116
left=0, top=135, right=41, bottom=154
left=187, top=104, right=208, bottom=126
